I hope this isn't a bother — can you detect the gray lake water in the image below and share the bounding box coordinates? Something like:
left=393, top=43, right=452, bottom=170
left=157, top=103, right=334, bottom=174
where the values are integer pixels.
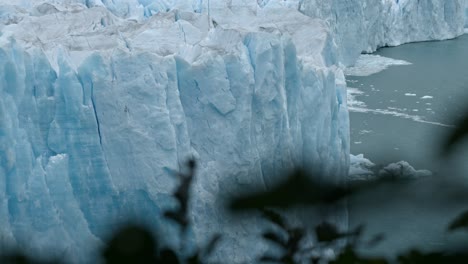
left=348, top=34, right=468, bottom=171
left=346, top=34, right=468, bottom=258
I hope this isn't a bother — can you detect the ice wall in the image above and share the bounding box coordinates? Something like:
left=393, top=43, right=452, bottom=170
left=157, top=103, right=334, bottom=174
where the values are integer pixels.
left=1, top=0, right=466, bottom=262
left=465, top=0, right=468, bottom=27
left=0, top=3, right=349, bottom=261
left=299, top=0, right=466, bottom=65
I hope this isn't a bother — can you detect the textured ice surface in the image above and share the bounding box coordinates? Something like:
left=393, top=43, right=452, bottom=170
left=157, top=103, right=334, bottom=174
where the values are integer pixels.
left=466, top=0, right=468, bottom=27
left=0, top=2, right=349, bottom=262
left=349, top=154, right=432, bottom=182
left=379, top=161, right=432, bottom=179
left=349, top=154, right=375, bottom=179
left=0, top=0, right=466, bottom=262
left=300, top=0, right=466, bottom=65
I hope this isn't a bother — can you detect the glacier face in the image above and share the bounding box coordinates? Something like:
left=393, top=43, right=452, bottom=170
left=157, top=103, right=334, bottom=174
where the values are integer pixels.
left=0, top=2, right=349, bottom=261
left=465, top=0, right=468, bottom=27
left=0, top=0, right=466, bottom=262
left=299, top=0, right=467, bottom=65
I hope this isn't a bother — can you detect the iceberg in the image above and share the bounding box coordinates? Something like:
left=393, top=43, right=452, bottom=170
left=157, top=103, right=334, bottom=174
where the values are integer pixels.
left=0, top=0, right=466, bottom=262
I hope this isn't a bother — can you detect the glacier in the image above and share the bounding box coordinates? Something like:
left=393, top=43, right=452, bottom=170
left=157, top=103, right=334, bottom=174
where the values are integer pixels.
left=466, top=0, right=468, bottom=27
left=0, top=0, right=466, bottom=262
left=299, top=0, right=467, bottom=65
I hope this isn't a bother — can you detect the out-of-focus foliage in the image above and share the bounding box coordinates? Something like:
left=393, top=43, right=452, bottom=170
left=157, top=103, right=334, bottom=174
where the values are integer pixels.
left=442, top=109, right=468, bottom=155
left=5, top=104, right=468, bottom=264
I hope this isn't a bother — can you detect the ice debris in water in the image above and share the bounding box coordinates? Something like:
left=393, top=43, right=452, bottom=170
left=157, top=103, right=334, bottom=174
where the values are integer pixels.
left=349, top=154, right=432, bottom=181
left=379, top=161, right=432, bottom=179
left=344, top=54, right=411, bottom=76
left=421, top=95, right=434, bottom=99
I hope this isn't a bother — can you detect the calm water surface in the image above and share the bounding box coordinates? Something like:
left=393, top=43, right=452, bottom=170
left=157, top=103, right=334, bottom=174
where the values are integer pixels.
left=346, top=34, right=468, bottom=257
left=347, top=34, right=468, bottom=171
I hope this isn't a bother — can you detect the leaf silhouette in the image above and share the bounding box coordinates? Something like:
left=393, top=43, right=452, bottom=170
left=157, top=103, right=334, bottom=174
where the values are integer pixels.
left=229, top=167, right=414, bottom=212
left=263, top=231, right=288, bottom=247
left=163, top=159, right=196, bottom=231
left=201, top=234, right=222, bottom=259
left=185, top=234, right=222, bottom=264
left=186, top=253, right=201, bottom=264
left=315, top=222, right=346, bottom=243
left=366, top=233, right=386, bottom=248
left=159, top=248, right=180, bottom=264
left=283, top=227, right=305, bottom=262
left=229, top=169, right=349, bottom=210
left=331, top=246, right=389, bottom=264
left=261, top=209, right=288, bottom=230
left=258, top=209, right=306, bottom=264
left=102, top=224, right=157, bottom=264
left=448, top=210, right=468, bottom=231
left=164, top=210, right=187, bottom=228
left=442, top=111, right=468, bottom=155
left=396, top=249, right=468, bottom=264
left=259, top=255, right=282, bottom=263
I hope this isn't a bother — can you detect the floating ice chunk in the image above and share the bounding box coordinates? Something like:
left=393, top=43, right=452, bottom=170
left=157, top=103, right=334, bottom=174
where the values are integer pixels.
left=347, top=87, right=367, bottom=108
left=344, top=54, right=411, bottom=76
left=358, top=130, right=373, bottom=135
left=379, top=161, right=432, bottom=179
left=421, top=95, right=433, bottom=99
left=349, top=155, right=432, bottom=181
left=349, top=154, right=376, bottom=181
left=349, top=104, right=452, bottom=127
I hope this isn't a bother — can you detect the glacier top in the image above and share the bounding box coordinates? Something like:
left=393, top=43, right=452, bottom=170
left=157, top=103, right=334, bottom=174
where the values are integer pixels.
left=0, top=1, right=337, bottom=72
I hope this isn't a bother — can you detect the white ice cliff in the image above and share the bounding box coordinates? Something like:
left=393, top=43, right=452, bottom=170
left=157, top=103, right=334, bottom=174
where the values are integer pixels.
left=299, top=0, right=466, bottom=65
left=465, top=0, right=468, bottom=27
left=0, top=0, right=466, bottom=262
